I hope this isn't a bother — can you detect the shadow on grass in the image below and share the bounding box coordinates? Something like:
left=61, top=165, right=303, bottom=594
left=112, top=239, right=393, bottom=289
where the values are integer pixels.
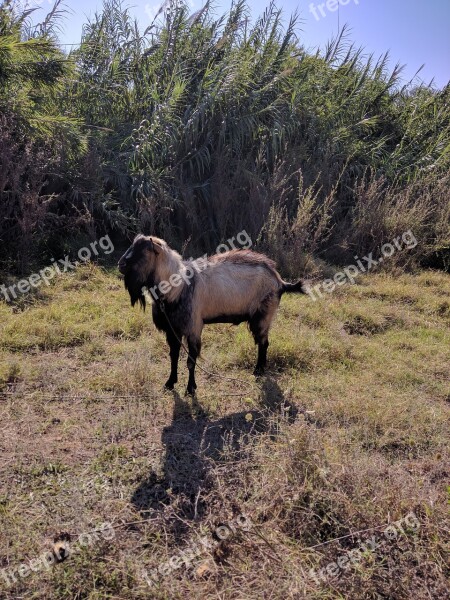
left=131, top=376, right=297, bottom=531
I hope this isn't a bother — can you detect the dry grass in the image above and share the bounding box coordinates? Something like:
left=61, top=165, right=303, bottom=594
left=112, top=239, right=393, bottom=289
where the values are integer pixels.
left=0, top=264, right=449, bottom=599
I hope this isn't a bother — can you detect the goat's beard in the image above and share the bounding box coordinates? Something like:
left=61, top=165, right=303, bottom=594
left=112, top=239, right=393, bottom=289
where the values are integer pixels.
left=124, top=269, right=150, bottom=310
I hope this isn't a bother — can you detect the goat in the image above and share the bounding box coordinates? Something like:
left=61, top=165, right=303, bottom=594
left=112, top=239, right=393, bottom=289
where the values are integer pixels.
left=118, top=235, right=306, bottom=394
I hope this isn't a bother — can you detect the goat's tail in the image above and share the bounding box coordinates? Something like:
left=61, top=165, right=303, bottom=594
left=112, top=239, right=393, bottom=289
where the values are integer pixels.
left=280, top=280, right=307, bottom=295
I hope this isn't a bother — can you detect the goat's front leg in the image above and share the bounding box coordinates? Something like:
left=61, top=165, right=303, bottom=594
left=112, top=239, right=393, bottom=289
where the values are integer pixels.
left=165, top=329, right=181, bottom=390
left=186, top=335, right=201, bottom=395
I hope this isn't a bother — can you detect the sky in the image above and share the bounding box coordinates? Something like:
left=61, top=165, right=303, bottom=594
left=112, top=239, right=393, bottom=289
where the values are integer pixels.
left=27, top=0, right=450, bottom=88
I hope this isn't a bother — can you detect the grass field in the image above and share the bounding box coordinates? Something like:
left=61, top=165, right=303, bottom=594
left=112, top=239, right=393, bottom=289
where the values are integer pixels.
left=0, top=264, right=449, bottom=599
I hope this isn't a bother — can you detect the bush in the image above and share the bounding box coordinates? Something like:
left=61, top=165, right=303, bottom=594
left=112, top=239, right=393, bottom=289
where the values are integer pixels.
left=0, top=0, right=449, bottom=273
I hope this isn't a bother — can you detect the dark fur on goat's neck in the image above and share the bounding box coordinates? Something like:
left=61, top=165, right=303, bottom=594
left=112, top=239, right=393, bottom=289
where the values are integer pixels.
left=124, top=258, right=196, bottom=336
left=151, top=271, right=196, bottom=336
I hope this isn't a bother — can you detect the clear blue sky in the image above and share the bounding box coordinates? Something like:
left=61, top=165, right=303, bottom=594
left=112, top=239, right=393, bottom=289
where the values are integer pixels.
left=30, top=0, right=450, bottom=88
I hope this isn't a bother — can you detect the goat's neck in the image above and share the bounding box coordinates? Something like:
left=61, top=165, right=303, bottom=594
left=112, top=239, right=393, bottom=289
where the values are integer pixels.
left=155, top=251, right=186, bottom=303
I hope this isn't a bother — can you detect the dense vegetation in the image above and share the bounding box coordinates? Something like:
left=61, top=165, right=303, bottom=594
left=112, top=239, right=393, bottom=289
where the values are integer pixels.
left=1, top=0, right=449, bottom=273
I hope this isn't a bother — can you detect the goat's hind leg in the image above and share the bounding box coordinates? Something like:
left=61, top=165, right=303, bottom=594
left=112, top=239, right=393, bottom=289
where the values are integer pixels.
left=250, top=298, right=278, bottom=376
left=254, top=338, right=269, bottom=376
left=249, top=312, right=269, bottom=375
left=165, top=329, right=181, bottom=390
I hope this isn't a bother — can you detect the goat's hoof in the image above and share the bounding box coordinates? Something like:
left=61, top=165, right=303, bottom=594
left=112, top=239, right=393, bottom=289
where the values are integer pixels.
left=165, top=379, right=177, bottom=390
left=253, top=367, right=265, bottom=376
left=186, top=385, right=197, bottom=396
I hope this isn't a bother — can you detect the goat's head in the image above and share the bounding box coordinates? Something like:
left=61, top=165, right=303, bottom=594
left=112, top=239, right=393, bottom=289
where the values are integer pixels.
left=118, top=234, right=163, bottom=308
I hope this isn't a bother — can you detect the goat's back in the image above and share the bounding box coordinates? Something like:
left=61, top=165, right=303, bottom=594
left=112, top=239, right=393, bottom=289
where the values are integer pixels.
left=194, top=250, right=282, bottom=320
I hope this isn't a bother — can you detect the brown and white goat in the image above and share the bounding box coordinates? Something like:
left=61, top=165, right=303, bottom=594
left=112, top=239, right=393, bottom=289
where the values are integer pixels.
left=119, top=235, right=305, bottom=394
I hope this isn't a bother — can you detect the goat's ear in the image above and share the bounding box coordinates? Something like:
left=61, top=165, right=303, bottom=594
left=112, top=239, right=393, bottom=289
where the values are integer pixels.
left=149, top=237, right=163, bottom=255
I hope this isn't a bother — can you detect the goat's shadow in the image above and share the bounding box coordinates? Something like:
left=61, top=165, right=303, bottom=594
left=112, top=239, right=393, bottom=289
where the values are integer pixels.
left=131, top=377, right=297, bottom=535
